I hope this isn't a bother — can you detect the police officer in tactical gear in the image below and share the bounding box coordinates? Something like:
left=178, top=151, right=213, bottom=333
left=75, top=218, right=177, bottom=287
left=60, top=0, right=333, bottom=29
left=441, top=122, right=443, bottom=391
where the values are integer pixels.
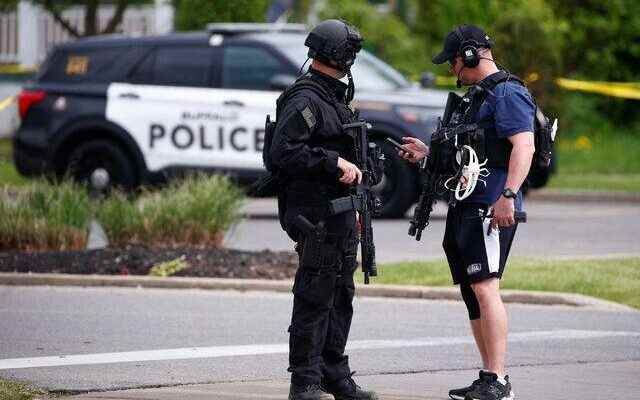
left=399, top=25, right=536, bottom=400
left=269, top=19, right=379, bottom=400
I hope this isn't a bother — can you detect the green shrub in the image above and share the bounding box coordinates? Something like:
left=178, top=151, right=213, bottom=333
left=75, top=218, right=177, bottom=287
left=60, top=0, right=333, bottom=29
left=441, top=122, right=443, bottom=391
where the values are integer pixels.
left=98, top=174, right=244, bottom=248
left=0, top=175, right=244, bottom=251
left=0, top=181, right=90, bottom=251
left=141, top=174, right=244, bottom=247
left=94, top=190, right=143, bottom=244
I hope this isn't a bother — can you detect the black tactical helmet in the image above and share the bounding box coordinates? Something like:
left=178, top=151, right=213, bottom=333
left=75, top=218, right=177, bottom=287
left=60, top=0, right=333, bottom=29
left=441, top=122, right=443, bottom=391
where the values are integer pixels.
left=304, top=19, right=363, bottom=72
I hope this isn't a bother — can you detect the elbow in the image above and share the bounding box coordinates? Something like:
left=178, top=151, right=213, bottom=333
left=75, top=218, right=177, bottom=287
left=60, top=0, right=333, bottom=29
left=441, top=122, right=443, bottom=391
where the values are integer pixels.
left=514, top=141, right=535, bottom=156
left=527, top=142, right=536, bottom=157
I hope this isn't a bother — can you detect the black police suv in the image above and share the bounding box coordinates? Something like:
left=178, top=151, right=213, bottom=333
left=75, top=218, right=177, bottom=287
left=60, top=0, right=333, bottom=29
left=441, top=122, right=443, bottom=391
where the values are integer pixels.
left=15, top=23, right=453, bottom=217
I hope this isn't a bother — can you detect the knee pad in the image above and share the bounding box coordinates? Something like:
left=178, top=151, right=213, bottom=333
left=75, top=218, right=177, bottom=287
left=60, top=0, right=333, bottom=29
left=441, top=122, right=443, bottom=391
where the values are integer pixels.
left=460, top=283, right=481, bottom=320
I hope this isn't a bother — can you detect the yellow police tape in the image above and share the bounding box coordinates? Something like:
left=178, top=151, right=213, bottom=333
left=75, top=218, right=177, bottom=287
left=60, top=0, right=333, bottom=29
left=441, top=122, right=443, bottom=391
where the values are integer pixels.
left=0, top=64, right=36, bottom=74
left=555, top=78, right=640, bottom=100
left=435, top=76, right=458, bottom=86
left=0, top=96, right=15, bottom=112
left=435, top=74, right=640, bottom=100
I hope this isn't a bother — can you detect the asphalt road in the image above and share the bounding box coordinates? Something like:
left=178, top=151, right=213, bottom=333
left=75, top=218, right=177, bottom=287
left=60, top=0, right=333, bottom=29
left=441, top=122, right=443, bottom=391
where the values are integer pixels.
left=226, top=199, right=640, bottom=263
left=0, top=285, right=638, bottom=395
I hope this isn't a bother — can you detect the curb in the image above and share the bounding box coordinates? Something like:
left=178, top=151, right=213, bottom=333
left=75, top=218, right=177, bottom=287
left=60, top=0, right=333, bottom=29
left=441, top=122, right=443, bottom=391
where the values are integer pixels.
left=528, top=189, right=640, bottom=204
left=0, top=272, right=635, bottom=312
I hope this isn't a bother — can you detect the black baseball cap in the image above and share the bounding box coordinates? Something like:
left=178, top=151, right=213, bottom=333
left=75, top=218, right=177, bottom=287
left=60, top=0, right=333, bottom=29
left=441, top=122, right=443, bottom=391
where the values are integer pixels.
left=432, top=24, right=493, bottom=65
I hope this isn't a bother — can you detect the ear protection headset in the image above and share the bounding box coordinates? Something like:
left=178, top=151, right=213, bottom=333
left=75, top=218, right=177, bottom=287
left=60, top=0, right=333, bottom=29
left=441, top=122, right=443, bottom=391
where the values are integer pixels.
left=455, top=26, right=486, bottom=68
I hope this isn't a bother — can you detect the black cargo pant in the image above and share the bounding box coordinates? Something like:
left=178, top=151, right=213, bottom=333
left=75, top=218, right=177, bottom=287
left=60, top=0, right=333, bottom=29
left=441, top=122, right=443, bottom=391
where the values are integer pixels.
left=285, top=204, right=358, bottom=387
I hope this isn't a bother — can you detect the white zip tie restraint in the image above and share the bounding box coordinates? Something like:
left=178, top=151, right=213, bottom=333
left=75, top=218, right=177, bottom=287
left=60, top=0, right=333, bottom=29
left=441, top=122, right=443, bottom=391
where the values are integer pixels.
left=445, top=145, right=490, bottom=201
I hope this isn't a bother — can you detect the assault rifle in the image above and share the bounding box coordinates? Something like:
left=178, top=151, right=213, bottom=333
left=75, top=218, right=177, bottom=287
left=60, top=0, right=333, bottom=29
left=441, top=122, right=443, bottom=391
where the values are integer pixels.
left=329, top=121, right=382, bottom=284
left=407, top=120, right=460, bottom=241
left=408, top=164, right=436, bottom=242
left=408, top=91, right=476, bottom=241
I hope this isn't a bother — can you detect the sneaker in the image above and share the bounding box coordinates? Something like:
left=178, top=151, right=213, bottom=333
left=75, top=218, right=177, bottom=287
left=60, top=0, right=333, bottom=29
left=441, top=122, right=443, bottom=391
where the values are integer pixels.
left=464, top=371, right=514, bottom=400
left=325, top=372, right=379, bottom=400
left=289, top=383, right=335, bottom=400
left=449, top=372, right=483, bottom=400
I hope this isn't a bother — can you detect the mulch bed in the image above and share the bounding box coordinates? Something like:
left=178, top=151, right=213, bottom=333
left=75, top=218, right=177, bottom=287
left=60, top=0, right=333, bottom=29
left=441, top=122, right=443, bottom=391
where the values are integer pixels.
left=0, top=246, right=298, bottom=280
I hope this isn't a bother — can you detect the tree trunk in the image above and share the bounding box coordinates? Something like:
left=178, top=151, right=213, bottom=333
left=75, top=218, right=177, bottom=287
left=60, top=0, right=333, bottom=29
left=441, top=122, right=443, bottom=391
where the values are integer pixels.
left=102, top=0, right=128, bottom=34
left=42, top=0, right=81, bottom=38
left=84, top=0, right=99, bottom=36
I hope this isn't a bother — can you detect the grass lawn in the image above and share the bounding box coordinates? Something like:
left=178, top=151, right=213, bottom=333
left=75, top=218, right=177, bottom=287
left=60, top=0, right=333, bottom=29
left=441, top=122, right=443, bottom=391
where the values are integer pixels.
left=0, top=137, right=11, bottom=158
left=555, top=133, right=640, bottom=175
left=0, top=160, right=26, bottom=186
left=549, top=132, right=640, bottom=192
left=361, top=257, right=640, bottom=309
left=0, top=378, right=47, bottom=400
left=0, top=138, right=26, bottom=186
left=547, top=173, right=640, bottom=192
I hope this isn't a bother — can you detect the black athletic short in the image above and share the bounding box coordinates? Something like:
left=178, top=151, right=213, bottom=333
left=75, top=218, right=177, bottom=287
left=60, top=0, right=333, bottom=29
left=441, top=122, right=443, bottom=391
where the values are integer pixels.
left=443, top=202, right=518, bottom=285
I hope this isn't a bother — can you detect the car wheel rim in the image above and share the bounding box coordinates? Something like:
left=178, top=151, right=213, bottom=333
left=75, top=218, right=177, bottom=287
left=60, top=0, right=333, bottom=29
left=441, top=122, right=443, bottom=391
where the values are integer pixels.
left=73, top=153, right=119, bottom=189
left=90, top=168, right=111, bottom=191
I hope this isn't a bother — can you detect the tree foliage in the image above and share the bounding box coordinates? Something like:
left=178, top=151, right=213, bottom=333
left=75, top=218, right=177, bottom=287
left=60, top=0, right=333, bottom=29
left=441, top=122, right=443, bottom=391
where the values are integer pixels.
left=408, top=0, right=637, bottom=126
left=172, top=0, right=269, bottom=31
left=546, top=0, right=640, bottom=82
left=545, top=0, right=640, bottom=126
left=319, top=0, right=427, bottom=79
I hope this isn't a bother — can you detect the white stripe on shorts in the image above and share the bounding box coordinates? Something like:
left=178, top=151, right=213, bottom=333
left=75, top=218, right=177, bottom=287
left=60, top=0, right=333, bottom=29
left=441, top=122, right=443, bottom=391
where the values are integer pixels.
left=482, top=218, right=500, bottom=273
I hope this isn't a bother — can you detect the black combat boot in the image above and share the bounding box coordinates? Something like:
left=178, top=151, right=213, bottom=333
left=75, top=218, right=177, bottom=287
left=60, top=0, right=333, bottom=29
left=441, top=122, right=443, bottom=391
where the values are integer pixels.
left=324, top=372, right=379, bottom=400
left=289, top=383, right=335, bottom=400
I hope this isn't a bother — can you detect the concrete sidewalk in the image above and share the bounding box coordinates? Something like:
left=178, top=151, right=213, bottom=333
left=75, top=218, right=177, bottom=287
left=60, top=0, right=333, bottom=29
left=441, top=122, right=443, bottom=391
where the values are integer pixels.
left=69, top=360, right=639, bottom=399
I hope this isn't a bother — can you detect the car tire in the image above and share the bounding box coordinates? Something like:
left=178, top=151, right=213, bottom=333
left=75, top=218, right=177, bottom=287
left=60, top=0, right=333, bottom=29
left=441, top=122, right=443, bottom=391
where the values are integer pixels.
left=373, top=140, right=418, bottom=218
left=67, top=139, right=137, bottom=192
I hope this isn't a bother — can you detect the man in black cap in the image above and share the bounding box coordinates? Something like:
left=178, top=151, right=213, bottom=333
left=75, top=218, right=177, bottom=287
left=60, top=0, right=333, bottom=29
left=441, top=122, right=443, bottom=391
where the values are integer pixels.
left=268, top=19, right=379, bottom=400
left=400, top=24, right=535, bottom=400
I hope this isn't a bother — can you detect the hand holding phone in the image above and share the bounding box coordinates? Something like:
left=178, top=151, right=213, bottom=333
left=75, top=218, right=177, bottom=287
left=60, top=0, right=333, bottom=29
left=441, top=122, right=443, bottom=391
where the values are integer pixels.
left=386, top=137, right=414, bottom=158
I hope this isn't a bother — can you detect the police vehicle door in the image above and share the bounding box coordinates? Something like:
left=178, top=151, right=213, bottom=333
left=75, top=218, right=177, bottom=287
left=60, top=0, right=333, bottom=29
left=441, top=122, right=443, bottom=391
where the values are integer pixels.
left=107, top=45, right=230, bottom=173
left=106, top=44, right=280, bottom=174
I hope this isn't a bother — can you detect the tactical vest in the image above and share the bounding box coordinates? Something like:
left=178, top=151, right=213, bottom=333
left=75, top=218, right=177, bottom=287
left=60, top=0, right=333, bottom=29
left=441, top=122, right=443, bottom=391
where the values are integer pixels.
left=261, top=73, right=357, bottom=233
left=263, top=72, right=355, bottom=173
left=458, top=70, right=556, bottom=173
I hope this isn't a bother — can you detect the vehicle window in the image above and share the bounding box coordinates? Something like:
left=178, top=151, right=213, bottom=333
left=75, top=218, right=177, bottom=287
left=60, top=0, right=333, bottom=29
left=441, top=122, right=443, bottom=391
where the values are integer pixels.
left=128, top=49, right=155, bottom=84
left=153, top=46, right=213, bottom=87
left=278, top=43, right=410, bottom=91
left=349, top=54, right=408, bottom=91
left=222, top=45, right=286, bottom=90
left=39, top=47, right=138, bottom=83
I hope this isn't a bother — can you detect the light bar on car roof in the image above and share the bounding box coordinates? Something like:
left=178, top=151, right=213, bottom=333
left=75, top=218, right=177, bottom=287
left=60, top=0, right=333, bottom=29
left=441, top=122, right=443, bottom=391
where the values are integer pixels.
left=206, top=23, right=307, bottom=35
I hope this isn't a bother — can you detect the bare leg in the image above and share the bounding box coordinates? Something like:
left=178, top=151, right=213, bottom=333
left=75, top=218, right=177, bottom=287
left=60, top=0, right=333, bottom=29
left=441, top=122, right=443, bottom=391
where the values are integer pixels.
left=470, top=319, right=489, bottom=370
left=471, top=278, right=507, bottom=376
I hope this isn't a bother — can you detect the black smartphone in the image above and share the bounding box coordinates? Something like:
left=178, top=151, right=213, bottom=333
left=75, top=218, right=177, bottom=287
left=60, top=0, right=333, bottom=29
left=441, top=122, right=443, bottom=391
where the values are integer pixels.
left=386, top=137, right=414, bottom=157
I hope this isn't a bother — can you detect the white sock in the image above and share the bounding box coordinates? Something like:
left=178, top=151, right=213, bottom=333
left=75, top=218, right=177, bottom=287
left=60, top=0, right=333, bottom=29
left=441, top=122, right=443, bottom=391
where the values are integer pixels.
left=497, top=375, right=507, bottom=385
